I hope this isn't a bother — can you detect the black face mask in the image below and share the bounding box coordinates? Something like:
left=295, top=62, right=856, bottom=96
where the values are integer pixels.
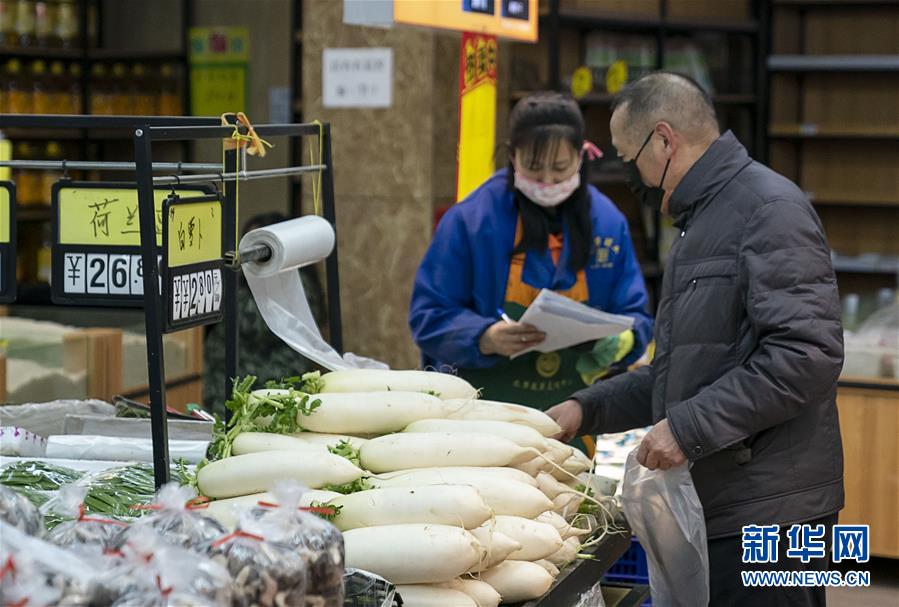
left=622, top=130, right=670, bottom=209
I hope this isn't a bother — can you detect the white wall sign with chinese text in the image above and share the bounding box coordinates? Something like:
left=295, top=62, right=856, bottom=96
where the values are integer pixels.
left=323, top=48, right=393, bottom=108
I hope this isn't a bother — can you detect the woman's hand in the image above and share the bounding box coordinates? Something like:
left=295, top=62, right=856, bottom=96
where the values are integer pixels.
left=479, top=321, right=546, bottom=357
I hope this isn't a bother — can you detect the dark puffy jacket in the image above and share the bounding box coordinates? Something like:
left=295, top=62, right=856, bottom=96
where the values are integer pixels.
left=573, top=131, right=844, bottom=538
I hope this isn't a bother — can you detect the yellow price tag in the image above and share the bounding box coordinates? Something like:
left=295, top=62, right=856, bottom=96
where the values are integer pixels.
left=0, top=185, right=10, bottom=244
left=166, top=199, right=222, bottom=268
left=571, top=66, right=593, bottom=99
left=606, top=60, right=629, bottom=94
left=57, top=186, right=208, bottom=247
left=0, top=140, right=11, bottom=182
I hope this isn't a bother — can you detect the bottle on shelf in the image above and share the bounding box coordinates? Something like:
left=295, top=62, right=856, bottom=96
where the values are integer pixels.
left=55, top=0, right=76, bottom=49
left=90, top=62, right=114, bottom=115
left=68, top=61, right=82, bottom=113
left=34, top=0, right=55, bottom=47
left=0, top=0, right=15, bottom=48
left=5, top=58, right=33, bottom=113
left=14, top=0, right=34, bottom=47
left=131, top=63, right=155, bottom=116
left=48, top=59, right=69, bottom=113
left=158, top=63, right=182, bottom=116
left=31, top=59, right=52, bottom=113
left=40, top=140, right=63, bottom=206
left=110, top=62, right=130, bottom=115
left=14, top=141, right=41, bottom=206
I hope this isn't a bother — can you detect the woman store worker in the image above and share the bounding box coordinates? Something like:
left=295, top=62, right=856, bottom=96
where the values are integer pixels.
left=409, top=92, right=653, bottom=454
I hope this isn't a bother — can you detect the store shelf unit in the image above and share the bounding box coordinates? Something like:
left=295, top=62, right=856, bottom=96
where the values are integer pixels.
left=2, top=0, right=194, bottom=304
left=515, top=0, right=769, bottom=307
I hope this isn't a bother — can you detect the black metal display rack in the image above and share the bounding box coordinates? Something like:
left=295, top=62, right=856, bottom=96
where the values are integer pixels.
left=0, top=113, right=343, bottom=488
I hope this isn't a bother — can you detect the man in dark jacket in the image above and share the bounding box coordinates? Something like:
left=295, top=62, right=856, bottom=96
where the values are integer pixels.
left=547, top=73, right=844, bottom=606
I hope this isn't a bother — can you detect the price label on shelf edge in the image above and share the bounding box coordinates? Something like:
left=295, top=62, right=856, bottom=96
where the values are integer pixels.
left=0, top=182, right=16, bottom=303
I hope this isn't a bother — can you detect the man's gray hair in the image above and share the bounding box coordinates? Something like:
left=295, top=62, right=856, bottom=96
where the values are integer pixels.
left=611, top=72, right=720, bottom=144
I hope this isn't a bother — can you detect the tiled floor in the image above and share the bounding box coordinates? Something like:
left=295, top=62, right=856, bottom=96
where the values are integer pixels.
left=827, top=559, right=899, bottom=607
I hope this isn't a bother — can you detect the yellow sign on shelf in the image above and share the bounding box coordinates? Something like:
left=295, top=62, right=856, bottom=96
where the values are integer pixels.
left=166, top=199, right=222, bottom=268
left=0, top=139, right=11, bottom=182
left=56, top=186, right=209, bottom=247
left=189, top=27, right=249, bottom=116
left=394, top=0, right=538, bottom=42
left=0, top=185, right=10, bottom=244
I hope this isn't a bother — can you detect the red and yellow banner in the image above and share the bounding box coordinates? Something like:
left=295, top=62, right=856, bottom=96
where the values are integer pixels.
left=457, top=33, right=498, bottom=202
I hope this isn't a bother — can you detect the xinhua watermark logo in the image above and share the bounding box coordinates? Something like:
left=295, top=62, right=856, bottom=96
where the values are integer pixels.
left=740, top=524, right=871, bottom=588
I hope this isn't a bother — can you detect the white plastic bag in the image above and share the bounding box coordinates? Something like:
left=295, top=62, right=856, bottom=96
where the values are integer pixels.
left=620, top=449, right=709, bottom=607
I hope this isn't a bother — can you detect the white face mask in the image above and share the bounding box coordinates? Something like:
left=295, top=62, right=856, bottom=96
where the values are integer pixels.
left=513, top=168, right=581, bottom=208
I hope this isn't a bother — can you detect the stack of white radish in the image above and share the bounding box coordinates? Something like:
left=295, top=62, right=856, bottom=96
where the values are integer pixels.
left=196, top=370, right=596, bottom=607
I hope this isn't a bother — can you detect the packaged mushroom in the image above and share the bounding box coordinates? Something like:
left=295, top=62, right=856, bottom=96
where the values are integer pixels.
left=111, top=483, right=226, bottom=551
left=111, top=531, right=233, bottom=607
left=205, top=509, right=309, bottom=607
left=43, top=484, right=128, bottom=549
left=0, top=484, right=45, bottom=537
left=245, top=482, right=345, bottom=607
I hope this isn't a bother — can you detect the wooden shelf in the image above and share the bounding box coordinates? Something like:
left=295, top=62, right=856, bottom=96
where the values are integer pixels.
left=513, top=90, right=757, bottom=107
left=0, top=46, right=81, bottom=60
left=839, top=375, right=899, bottom=391
left=807, top=192, right=899, bottom=207
left=769, top=54, right=899, bottom=72
left=544, top=9, right=758, bottom=35
left=15, top=206, right=52, bottom=222
left=775, top=0, right=899, bottom=7
left=832, top=255, right=899, bottom=275
left=87, top=49, right=184, bottom=62
left=769, top=123, right=899, bottom=139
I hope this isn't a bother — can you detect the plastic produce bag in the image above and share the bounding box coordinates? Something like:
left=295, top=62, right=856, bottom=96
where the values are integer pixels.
left=111, top=483, right=225, bottom=551
left=205, top=508, right=309, bottom=607
left=246, top=481, right=345, bottom=607
left=0, top=426, right=48, bottom=457
left=0, top=484, right=45, bottom=537
left=620, top=450, right=709, bottom=607
left=573, top=578, right=606, bottom=607
left=111, top=529, right=233, bottom=606
left=43, top=484, right=127, bottom=548
left=342, top=569, right=397, bottom=607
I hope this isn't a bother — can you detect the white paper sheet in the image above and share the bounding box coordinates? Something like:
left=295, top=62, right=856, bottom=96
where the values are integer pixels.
left=511, top=289, right=634, bottom=358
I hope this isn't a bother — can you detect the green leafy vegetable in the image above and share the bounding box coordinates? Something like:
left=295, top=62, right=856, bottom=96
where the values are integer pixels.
left=299, top=371, right=325, bottom=394
left=308, top=501, right=343, bottom=522
left=327, top=439, right=361, bottom=467
left=0, top=461, right=83, bottom=490
left=206, top=375, right=322, bottom=462
left=322, top=478, right=372, bottom=495
left=423, top=390, right=442, bottom=398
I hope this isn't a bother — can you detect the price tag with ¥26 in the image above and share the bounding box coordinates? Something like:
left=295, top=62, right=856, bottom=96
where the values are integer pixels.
left=0, top=181, right=16, bottom=304
left=161, top=192, right=224, bottom=332
left=51, top=181, right=214, bottom=307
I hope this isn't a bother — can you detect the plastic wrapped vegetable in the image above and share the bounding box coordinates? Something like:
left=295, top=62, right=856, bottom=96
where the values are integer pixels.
left=342, top=569, right=397, bottom=607
left=111, top=530, right=233, bottom=607
left=0, top=460, right=81, bottom=490
left=0, top=484, right=45, bottom=537
left=43, top=484, right=127, bottom=549
left=246, top=482, right=345, bottom=607
left=111, top=483, right=225, bottom=551
left=205, top=509, right=309, bottom=607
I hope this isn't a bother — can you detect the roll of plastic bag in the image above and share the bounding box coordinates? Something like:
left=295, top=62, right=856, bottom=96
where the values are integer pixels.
left=620, top=449, right=709, bottom=607
left=240, top=216, right=387, bottom=371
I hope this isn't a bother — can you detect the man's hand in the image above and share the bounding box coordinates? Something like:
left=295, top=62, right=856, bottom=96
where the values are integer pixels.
left=636, top=419, right=687, bottom=470
left=545, top=399, right=583, bottom=443
left=479, top=320, right=546, bottom=357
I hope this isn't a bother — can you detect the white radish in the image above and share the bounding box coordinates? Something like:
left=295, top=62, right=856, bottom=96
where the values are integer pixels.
left=197, top=450, right=363, bottom=498
left=360, top=433, right=533, bottom=473
left=232, top=432, right=329, bottom=456
left=477, top=561, right=554, bottom=602
left=546, top=536, right=580, bottom=567
left=444, top=398, right=561, bottom=437
left=533, top=559, right=560, bottom=577
left=552, top=492, right=578, bottom=516
left=344, top=524, right=482, bottom=584
left=467, top=528, right=521, bottom=573
left=512, top=456, right=552, bottom=477
left=552, top=454, right=591, bottom=481
left=536, top=511, right=591, bottom=540
left=484, top=516, right=563, bottom=561
left=205, top=489, right=340, bottom=529
left=438, top=579, right=501, bottom=607
left=329, top=485, right=491, bottom=531
left=537, top=472, right=576, bottom=500
left=288, top=432, right=370, bottom=448
left=320, top=369, right=478, bottom=400
left=270, top=391, right=456, bottom=434
left=543, top=438, right=575, bottom=464
left=403, top=419, right=548, bottom=452
left=370, top=471, right=553, bottom=519
left=394, top=585, right=477, bottom=607
left=374, top=466, right=537, bottom=487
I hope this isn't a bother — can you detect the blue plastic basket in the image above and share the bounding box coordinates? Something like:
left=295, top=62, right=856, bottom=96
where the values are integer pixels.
left=604, top=536, right=652, bottom=605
